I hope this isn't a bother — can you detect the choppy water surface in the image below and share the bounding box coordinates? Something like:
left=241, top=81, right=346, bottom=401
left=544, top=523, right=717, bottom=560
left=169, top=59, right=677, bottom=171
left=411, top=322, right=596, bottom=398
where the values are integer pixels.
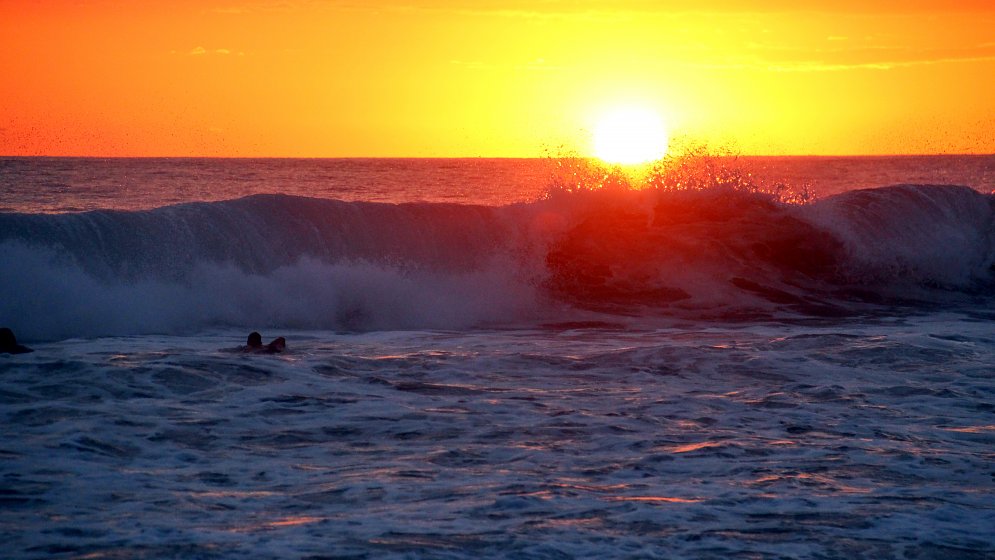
left=2, top=320, right=993, bottom=559
left=2, top=156, right=994, bottom=558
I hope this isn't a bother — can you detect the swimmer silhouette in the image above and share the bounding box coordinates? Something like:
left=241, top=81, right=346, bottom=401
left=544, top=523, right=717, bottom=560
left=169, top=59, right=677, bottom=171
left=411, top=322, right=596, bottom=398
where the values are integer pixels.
left=243, top=331, right=286, bottom=354
left=0, top=328, right=33, bottom=354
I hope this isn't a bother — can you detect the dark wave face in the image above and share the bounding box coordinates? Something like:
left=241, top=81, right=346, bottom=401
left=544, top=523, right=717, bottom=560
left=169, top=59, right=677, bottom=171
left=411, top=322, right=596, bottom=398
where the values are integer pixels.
left=0, top=195, right=518, bottom=279
left=2, top=185, right=993, bottom=339
left=544, top=184, right=995, bottom=318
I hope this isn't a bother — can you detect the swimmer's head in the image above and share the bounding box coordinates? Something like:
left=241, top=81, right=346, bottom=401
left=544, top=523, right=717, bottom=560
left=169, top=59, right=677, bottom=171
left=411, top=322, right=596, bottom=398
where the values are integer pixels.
left=247, top=331, right=263, bottom=347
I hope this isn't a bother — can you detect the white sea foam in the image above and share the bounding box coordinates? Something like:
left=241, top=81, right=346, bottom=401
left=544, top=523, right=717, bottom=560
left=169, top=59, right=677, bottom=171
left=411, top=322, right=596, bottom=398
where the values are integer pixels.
left=2, top=242, right=543, bottom=340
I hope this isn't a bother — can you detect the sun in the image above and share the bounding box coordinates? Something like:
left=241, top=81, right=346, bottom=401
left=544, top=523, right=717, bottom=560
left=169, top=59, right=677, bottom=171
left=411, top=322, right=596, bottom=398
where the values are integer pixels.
left=593, top=106, right=669, bottom=164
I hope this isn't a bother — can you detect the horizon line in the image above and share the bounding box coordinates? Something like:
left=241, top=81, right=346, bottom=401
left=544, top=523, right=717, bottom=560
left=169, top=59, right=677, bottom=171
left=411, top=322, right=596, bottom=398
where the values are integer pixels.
left=2, top=153, right=993, bottom=160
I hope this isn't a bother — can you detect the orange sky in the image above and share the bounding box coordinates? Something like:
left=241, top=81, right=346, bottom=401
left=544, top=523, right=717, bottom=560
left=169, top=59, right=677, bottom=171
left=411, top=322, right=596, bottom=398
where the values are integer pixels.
left=1, top=1, right=993, bottom=157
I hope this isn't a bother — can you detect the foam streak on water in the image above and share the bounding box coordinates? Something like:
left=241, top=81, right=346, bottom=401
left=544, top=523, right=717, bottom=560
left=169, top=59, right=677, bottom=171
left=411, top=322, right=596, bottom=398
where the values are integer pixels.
left=1, top=323, right=993, bottom=559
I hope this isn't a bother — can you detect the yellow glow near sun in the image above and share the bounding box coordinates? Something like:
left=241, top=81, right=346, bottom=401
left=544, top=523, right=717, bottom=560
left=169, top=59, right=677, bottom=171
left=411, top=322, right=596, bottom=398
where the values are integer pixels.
left=593, top=107, right=669, bottom=164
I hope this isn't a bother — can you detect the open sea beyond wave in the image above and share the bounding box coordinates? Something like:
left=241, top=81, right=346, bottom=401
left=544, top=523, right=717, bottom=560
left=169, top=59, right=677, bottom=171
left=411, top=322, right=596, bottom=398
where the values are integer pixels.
left=1, top=156, right=994, bottom=559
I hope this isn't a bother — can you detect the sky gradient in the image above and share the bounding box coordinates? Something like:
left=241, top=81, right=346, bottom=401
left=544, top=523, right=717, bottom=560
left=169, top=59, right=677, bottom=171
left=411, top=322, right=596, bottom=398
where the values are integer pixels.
left=2, top=1, right=994, bottom=157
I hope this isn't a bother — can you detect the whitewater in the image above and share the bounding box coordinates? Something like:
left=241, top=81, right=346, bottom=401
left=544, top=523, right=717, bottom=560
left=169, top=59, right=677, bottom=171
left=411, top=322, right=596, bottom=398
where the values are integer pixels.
left=1, top=156, right=994, bottom=559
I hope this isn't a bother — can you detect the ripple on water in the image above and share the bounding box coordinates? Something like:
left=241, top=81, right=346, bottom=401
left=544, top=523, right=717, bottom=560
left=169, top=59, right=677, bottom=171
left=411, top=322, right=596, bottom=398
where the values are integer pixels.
left=1, top=325, right=993, bottom=558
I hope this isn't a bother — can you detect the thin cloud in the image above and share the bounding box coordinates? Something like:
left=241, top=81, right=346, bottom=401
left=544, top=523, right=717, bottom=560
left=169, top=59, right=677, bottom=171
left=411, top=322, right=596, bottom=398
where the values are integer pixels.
left=697, top=53, right=995, bottom=72
left=186, top=46, right=234, bottom=56
left=724, top=40, right=995, bottom=72
left=308, top=0, right=995, bottom=18
left=768, top=54, right=995, bottom=72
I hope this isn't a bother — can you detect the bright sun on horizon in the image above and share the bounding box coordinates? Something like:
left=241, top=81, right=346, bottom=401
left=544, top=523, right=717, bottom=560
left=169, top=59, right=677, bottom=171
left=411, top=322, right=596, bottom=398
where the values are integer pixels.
left=593, top=106, right=670, bottom=164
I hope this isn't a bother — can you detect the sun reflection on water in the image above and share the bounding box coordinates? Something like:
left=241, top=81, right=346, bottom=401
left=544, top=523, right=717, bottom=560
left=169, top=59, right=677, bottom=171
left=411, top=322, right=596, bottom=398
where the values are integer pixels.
left=605, top=496, right=703, bottom=503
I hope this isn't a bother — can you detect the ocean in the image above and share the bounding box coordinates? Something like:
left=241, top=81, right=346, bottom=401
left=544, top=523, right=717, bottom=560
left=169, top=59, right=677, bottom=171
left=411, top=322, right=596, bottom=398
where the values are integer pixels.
left=1, top=155, right=994, bottom=559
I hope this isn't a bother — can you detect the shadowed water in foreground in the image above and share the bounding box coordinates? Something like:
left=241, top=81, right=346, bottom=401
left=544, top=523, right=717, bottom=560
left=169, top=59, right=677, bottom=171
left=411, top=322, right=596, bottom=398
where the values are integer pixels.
left=1, top=322, right=993, bottom=559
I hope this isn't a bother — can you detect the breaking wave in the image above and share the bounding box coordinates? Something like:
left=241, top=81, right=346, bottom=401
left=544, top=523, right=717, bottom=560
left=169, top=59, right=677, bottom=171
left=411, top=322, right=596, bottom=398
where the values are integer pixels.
left=2, top=184, right=993, bottom=340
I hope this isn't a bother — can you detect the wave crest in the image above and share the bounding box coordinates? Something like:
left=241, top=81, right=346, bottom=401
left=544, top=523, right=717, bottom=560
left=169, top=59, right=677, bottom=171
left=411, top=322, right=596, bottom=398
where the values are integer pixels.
left=2, top=183, right=992, bottom=339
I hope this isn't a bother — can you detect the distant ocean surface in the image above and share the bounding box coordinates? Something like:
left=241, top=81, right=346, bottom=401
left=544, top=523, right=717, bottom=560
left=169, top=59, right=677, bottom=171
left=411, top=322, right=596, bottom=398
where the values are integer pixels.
left=1, top=155, right=993, bottom=212
left=1, top=155, right=994, bottom=559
